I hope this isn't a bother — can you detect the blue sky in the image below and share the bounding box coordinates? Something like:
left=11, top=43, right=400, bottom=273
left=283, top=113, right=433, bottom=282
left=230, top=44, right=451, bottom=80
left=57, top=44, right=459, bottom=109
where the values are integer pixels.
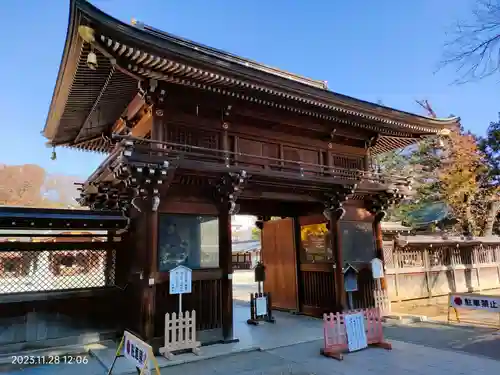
left=0, top=0, right=496, bottom=178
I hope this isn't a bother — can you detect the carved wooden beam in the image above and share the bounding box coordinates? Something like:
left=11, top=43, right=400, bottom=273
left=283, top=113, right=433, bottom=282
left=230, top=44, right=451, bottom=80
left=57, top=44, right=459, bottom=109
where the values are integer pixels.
left=323, top=184, right=357, bottom=221
left=78, top=139, right=177, bottom=216
left=215, top=170, right=250, bottom=214
left=365, top=188, right=407, bottom=223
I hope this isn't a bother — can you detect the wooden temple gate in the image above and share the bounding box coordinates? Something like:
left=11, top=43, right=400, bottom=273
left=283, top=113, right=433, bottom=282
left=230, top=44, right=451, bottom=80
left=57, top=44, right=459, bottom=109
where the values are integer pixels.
left=261, top=212, right=379, bottom=317
left=37, top=0, right=459, bottom=352
left=0, top=207, right=127, bottom=350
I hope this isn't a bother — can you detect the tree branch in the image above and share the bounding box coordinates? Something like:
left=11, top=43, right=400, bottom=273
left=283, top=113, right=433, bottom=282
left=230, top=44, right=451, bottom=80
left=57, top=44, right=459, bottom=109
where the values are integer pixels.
left=439, top=0, right=500, bottom=83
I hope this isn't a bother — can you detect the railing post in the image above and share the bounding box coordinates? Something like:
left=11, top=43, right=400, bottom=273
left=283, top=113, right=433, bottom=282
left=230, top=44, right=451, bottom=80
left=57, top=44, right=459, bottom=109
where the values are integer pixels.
left=393, top=242, right=401, bottom=302
left=423, top=247, right=432, bottom=299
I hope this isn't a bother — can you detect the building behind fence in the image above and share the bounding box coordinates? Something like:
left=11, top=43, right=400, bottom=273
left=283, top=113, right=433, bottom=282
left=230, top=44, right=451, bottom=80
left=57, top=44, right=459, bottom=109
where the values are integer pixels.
left=383, top=236, right=500, bottom=301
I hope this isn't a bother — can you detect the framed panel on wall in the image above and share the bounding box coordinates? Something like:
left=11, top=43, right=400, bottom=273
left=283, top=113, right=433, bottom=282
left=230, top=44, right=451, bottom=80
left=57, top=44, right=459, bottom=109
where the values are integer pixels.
left=340, top=221, right=376, bottom=264
left=158, top=214, right=219, bottom=271
left=299, top=222, right=333, bottom=262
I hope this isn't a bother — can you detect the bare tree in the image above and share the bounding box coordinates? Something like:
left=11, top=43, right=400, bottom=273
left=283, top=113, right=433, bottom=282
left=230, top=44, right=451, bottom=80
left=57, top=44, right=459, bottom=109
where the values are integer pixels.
left=441, top=0, right=500, bottom=82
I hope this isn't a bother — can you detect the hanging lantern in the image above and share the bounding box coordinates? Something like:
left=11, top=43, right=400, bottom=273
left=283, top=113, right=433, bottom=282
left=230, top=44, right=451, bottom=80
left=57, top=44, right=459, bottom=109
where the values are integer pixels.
left=50, top=146, right=57, bottom=161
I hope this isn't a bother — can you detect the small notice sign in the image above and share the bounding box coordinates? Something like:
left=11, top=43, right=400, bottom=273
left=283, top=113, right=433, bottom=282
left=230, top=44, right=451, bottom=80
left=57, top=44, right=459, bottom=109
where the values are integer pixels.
left=343, top=264, right=358, bottom=292
left=255, top=296, right=267, bottom=316
left=344, top=312, right=368, bottom=352
left=370, top=258, right=384, bottom=279
left=169, top=265, right=192, bottom=295
left=450, top=293, right=500, bottom=313
left=108, top=331, right=161, bottom=375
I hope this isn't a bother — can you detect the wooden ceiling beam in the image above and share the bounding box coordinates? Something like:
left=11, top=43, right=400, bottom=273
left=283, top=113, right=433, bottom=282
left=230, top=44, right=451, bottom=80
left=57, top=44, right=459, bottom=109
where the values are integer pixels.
left=112, top=93, right=146, bottom=133
left=130, top=106, right=153, bottom=137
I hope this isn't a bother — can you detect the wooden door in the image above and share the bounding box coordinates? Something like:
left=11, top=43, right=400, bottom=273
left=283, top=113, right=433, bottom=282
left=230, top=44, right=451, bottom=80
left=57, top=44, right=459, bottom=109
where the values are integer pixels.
left=262, top=219, right=298, bottom=311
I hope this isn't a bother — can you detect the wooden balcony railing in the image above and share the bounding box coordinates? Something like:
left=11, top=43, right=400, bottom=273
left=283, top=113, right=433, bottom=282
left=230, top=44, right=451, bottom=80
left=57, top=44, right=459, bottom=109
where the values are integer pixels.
left=108, top=135, right=411, bottom=187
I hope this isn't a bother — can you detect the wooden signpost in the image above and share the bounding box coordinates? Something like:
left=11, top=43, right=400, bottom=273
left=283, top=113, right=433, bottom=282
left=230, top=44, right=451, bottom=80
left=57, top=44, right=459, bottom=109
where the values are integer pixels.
left=169, top=265, right=192, bottom=314
left=247, top=262, right=275, bottom=324
left=108, top=331, right=161, bottom=375
left=343, top=263, right=358, bottom=310
left=159, top=265, right=200, bottom=360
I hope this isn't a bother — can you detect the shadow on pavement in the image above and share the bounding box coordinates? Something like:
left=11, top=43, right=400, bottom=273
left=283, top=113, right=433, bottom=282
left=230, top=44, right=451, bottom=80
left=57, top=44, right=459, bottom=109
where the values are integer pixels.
left=384, top=321, right=500, bottom=361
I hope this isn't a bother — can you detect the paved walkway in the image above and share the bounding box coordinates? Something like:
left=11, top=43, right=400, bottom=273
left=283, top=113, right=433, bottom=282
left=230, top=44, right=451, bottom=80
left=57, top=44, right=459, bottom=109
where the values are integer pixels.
left=113, top=338, right=499, bottom=375
left=6, top=338, right=500, bottom=375
left=4, top=297, right=500, bottom=374
left=391, top=288, right=500, bottom=327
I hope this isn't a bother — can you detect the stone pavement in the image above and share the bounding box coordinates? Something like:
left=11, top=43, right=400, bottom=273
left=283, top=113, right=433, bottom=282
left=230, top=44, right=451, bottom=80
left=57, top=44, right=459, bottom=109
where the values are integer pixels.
left=384, top=320, right=500, bottom=361
left=117, top=338, right=500, bottom=375
left=4, top=296, right=500, bottom=374
left=390, top=288, right=500, bottom=327
left=6, top=323, right=500, bottom=375
left=233, top=270, right=257, bottom=303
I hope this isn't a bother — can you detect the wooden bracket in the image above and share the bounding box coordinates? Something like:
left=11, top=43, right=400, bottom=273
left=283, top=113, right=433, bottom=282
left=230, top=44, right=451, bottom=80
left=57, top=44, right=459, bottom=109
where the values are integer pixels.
left=78, top=139, right=177, bottom=214
left=364, top=189, right=406, bottom=220
left=215, top=170, right=250, bottom=214
left=323, top=184, right=356, bottom=220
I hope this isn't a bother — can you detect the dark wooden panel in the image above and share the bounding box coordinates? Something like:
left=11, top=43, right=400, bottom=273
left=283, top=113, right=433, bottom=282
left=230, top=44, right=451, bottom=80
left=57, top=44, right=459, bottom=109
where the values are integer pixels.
left=0, top=289, right=124, bottom=345
left=164, top=122, right=219, bottom=150
left=235, top=137, right=279, bottom=169
left=154, top=279, right=223, bottom=336
left=262, top=219, right=298, bottom=311
left=329, top=153, right=363, bottom=169
left=299, top=265, right=336, bottom=317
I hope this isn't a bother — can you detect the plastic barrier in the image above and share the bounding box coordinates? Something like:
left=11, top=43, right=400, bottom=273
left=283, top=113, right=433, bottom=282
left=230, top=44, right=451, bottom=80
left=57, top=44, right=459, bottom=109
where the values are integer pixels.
left=321, top=308, right=391, bottom=360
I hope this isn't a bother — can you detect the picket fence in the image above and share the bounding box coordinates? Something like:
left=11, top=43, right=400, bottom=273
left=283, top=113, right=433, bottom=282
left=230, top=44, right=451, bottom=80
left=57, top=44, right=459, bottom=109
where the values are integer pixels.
left=321, top=307, right=391, bottom=360
left=373, top=289, right=391, bottom=316
left=159, top=310, right=201, bottom=360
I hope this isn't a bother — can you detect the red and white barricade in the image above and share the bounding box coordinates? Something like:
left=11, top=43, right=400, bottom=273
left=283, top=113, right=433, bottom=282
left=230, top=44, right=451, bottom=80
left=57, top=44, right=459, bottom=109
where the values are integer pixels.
left=321, top=307, right=391, bottom=360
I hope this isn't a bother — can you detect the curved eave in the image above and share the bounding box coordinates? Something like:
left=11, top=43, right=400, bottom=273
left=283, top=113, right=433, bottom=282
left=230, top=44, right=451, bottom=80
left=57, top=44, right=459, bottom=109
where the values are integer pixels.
left=63, top=0, right=458, bottom=130
left=44, top=0, right=459, bottom=148
left=43, top=0, right=81, bottom=141
left=95, top=31, right=456, bottom=135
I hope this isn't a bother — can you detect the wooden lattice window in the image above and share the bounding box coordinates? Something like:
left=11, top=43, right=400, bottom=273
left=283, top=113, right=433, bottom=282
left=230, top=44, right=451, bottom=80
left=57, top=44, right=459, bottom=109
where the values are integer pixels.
left=167, top=124, right=218, bottom=150
left=331, top=154, right=363, bottom=170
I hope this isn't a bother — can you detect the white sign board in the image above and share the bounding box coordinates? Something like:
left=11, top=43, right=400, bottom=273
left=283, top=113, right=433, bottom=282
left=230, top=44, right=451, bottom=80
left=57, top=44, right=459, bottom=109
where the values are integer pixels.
left=370, top=258, right=384, bottom=279
left=169, top=265, right=192, bottom=295
left=344, top=312, right=368, bottom=352
left=450, top=293, right=500, bottom=313
left=255, top=296, right=267, bottom=316
left=123, top=331, right=153, bottom=373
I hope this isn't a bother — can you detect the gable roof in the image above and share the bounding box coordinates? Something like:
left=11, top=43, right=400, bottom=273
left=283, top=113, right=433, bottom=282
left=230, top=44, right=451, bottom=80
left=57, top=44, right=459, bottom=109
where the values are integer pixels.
left=44, top=0, right=459, bottom=153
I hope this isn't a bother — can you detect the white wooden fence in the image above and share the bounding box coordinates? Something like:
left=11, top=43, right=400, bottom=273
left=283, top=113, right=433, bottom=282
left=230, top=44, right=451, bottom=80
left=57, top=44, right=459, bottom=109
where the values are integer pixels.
left=159, top=310, right=201, bottom=360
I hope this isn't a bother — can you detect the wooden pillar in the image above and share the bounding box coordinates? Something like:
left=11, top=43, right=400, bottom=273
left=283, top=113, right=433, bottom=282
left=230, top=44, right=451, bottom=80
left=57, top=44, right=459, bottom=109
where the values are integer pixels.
left=330, top=211, right=346, bottom=311
left=219, top=204, right=233, bottom=341
left=221, top=121, right=230, bottom=166
left=373, top=214, right=384, bottom=260
left=364, top=148, right=371, bottom=171
left=140, top=107, right=162, bottom=344
left=373, top=211, right=386, bottom=290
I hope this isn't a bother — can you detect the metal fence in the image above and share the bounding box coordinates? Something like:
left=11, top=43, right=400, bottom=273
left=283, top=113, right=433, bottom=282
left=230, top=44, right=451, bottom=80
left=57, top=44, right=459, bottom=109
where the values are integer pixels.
left=0, top=249, right=115, bottom=294
left=0, top=239, right=119, bottom=296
